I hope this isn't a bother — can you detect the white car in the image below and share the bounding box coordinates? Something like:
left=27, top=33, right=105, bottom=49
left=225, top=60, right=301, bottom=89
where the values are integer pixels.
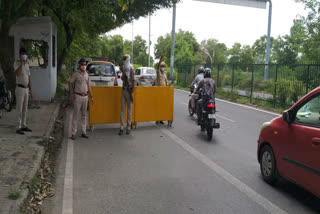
left=135, top=67, right=156, bottom=86
left=115, top=66, right=123, bottom=86
left=87, top=60, right=118, bottom=86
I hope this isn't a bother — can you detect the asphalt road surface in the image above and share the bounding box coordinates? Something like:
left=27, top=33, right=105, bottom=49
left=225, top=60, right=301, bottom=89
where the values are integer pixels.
left=44, top=89, right=320, bottom=214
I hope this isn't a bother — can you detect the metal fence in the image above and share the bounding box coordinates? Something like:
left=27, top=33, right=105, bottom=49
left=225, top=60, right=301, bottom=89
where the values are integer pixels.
left=176, top=63, right=320, bottom=107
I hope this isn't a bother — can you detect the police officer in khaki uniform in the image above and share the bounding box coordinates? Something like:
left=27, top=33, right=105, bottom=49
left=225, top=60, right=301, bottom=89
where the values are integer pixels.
left=14, top=48, right=32, bottom=135
left=119, top=54, right=135, bottom=135
left=69, top=58, right=94, bottom=140
left=155, top=54, right=170, bottom=124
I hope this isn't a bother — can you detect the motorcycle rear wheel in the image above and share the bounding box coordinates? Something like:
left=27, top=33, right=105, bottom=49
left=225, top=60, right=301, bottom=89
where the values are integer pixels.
left=188, top=100, right=194, bottom=116
left=207, top=128, right=213, bottom=140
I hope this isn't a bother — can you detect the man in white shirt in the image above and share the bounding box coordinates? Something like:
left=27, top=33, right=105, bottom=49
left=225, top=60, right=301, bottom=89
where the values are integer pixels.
left=14, top=48, right=33, bottom=135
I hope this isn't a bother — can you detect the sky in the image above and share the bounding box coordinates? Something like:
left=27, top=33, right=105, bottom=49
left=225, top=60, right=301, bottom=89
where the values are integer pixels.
left=107, top=0, right=309, bottom=59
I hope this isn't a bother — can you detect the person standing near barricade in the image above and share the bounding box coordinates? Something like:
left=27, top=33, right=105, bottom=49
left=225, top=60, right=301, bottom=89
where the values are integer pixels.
left=14, top=48, right=33, bottom=135
left=69, top=58, right=94, bottom=140
left=119, top=54, right=135, bottom=135
left=154, top=53, right=169, bottom=124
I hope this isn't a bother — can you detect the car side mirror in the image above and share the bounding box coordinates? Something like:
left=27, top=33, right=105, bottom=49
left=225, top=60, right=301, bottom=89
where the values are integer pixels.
left=283, top=110, right=294, bottom=124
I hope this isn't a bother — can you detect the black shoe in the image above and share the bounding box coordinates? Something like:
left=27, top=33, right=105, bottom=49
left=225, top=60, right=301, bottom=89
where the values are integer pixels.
left=22, top=127, right=32, bottom=132
left=118, top=130, right=124, bottom=136
left=159, top=121, right=165, bottom=124
left=81, top=134, right=89, bottom=138
left=126, top=129, right=130, bottom=135
left=16, top=129, right=24, bottom=135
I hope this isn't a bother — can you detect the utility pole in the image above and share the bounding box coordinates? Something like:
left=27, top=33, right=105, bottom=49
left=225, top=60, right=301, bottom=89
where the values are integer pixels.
left=170, top=0, right=177, bottom=80
left=264, top=0, right=272, bottom=80
left=148, top=14, right=151, bottom=67
left=131, top=21, right=134, bottom=63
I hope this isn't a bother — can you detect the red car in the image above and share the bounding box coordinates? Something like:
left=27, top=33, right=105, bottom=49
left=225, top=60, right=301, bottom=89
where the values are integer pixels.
left=258, top=86, right=320, bottom=198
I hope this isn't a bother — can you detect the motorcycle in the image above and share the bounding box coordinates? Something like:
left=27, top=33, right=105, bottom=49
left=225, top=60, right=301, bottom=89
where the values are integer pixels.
left=197, top=98, right=220, bottom=140
left=0, top=76, right=13, bottom=117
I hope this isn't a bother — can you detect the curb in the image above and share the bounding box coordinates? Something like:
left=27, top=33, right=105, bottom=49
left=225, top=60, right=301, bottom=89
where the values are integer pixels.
left=9, top=102, right=61, bottom=214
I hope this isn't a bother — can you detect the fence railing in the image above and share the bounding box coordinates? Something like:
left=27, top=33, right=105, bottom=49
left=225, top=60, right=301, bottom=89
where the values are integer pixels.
left=176, top=63, right=320, bottom=107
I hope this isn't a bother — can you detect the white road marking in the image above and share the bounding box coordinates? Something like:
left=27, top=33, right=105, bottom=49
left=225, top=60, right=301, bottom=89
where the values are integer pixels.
left=62, top=113, right=73, bottom=214
left=175, top=88, right=280, bottom=117
left=182, top=102, right=188, bottom=106
left=217, top=114, right=235, bottom=123
left=160, top=127, right=288, bottom=214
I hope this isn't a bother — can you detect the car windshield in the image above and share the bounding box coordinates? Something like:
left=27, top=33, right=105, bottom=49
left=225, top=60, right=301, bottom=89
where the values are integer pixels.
left=87, top=64, right=115, bottom=76
left=143, top=68, right=156, bottom=75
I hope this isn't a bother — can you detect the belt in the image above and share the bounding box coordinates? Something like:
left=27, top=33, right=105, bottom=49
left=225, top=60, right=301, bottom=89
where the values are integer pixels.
left=17, top=84, right=28, bottom=88
left=74, top=92, right=88, bottom=96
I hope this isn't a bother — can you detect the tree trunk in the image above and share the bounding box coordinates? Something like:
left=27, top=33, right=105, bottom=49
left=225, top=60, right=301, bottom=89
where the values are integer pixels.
left=0, top=19, right=16, bottom=92
left=57, top=22, right=74, bottom=74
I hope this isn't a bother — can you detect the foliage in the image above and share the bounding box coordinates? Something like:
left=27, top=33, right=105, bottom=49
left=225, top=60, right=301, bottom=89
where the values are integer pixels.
left=295, top=0, right=320, bottom=63
left=200, top=39, right=227, bottom=65
left=154, top=29, right=200, bottom=67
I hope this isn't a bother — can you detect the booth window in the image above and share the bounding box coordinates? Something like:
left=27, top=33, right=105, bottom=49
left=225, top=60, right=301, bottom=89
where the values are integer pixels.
left=52, top=36, right=55, bottom=67
left=22, top=39, right=48, bottom=68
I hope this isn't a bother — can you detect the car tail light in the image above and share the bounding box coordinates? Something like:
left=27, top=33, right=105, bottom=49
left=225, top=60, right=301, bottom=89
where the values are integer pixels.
left=139, top=76, right=145, bottom=82
left=114, top=76, right=118, bottom=86
left=207, top=103, right=215, bottom=108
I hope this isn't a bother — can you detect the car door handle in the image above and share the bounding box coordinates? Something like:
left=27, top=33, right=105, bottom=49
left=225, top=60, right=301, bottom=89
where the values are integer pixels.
left=312, top=137, right=320, bottom=146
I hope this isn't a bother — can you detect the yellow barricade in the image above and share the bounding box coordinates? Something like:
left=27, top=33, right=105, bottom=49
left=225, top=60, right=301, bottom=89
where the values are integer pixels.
left=88, top=86, right=135, bottom=127
left=89, top=86, right=173, bottom=128
left=133, top=86, right=173, bottom=125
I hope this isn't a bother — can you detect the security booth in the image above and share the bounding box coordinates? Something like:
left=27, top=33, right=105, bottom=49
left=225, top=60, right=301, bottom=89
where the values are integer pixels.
left=9, top=16, right=57, bottom=101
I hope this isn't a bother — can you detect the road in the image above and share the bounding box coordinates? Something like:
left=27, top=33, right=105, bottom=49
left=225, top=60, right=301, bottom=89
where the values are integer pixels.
left=44, top=89, right=320, bottom=214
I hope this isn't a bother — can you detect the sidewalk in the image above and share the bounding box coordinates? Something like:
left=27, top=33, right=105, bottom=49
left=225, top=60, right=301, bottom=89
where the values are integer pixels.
left=0, top=101, right=60, bottom=214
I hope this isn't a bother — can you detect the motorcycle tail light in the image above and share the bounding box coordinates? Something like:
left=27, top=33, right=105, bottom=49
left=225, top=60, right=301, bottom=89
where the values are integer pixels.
left=207, top=103, right=215, bottom=108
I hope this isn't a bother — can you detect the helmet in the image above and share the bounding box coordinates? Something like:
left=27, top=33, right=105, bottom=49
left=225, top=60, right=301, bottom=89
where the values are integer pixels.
left=198, top=67, right=204, bottom=74
left=204, top=68, right=212, bottom=78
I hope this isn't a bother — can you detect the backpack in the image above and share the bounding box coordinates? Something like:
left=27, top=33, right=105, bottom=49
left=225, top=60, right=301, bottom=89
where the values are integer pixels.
left=202, top=78, right=215, bottom=101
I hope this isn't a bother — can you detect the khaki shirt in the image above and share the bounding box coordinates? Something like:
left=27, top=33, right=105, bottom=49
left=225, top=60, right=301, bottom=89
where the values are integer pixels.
left=69, top=70, right=89, bottom=94
left=155, top=70, right=168, bottom=86
left=14, top=61, right=30, bottom=87
left=122, top=66, right=135, bottom=88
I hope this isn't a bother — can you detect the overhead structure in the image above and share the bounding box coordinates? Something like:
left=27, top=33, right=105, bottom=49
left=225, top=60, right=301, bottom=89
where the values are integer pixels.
left=194, top=0, right=272, bottom=80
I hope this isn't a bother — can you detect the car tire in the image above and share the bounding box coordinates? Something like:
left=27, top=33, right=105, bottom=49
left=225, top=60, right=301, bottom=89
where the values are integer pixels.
left=260, top=145, right=279, bottom=185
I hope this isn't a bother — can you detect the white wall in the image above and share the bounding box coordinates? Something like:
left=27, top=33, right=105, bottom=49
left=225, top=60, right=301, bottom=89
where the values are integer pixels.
left=10, top=17, right=57, bottom=101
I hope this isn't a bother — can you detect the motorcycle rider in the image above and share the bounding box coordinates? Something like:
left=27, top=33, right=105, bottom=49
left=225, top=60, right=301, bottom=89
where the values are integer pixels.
left=194, top=68, right=216, bottom=125
left=189, top=67, right=204, bottom=113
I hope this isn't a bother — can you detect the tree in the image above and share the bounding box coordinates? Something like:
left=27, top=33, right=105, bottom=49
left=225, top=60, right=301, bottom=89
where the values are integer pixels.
left=0, top=0, right=175, bottom=90
left=240, top=45, right=254, bottom=65
left=252, top=35, right=276, bottom=64
left=295, top=0, right=320, bottom=63
left=227, top=43, right=242, bottom=64
left=154, top=29, right=200, bottom=67
left=273, top=35, right=298, bottom=66
left=200, top=39, right=227, bottom=65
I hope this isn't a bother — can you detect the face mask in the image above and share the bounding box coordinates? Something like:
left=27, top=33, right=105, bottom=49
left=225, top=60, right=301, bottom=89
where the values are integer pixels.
left=160, top=67, right=165, bottom=72
left=22, top=55, right=28, bottom=61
